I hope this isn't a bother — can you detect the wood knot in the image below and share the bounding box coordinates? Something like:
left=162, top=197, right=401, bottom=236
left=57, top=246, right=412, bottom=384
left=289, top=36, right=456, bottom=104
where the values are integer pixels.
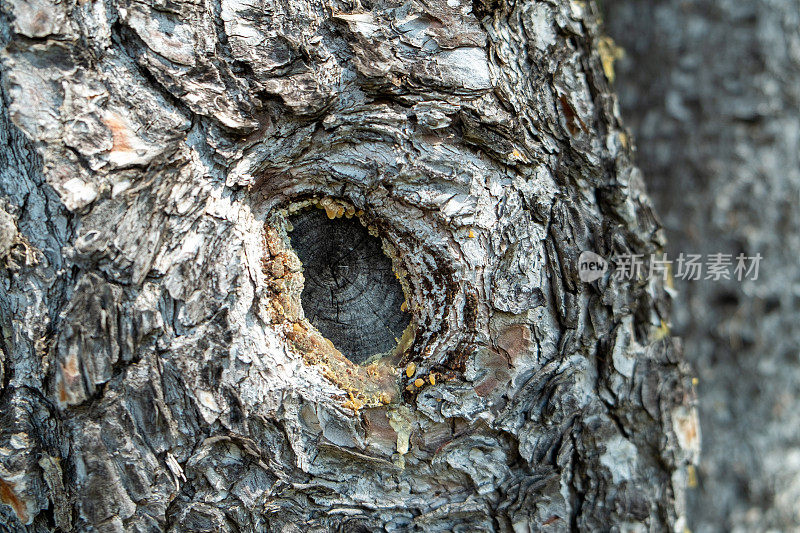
left=289, top=207, right=410, bottom=364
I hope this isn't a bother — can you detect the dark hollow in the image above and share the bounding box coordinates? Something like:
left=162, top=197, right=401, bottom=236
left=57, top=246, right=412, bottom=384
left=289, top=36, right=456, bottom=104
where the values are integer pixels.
left=288, top=208, right=410, bottom=364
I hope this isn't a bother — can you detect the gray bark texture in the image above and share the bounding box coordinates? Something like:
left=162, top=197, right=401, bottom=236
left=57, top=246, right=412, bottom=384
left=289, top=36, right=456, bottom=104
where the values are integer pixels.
left=0, top=0, right=697, bottom=530
left=603, top=0, right=800, bottom=531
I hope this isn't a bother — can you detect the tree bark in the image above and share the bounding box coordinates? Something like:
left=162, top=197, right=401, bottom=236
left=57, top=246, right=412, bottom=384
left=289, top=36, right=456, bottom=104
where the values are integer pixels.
left=0, top=0, right=696, bottom=530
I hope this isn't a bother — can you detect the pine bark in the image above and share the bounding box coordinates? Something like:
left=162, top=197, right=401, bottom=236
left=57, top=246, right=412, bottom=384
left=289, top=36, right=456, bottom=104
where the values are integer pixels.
left=0, top=0, right=696, bottom=530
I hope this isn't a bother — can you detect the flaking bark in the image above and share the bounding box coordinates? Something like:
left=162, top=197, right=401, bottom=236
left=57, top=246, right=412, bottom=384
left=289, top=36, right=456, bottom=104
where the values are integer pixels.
left=0, top=0, right=696, bottom=530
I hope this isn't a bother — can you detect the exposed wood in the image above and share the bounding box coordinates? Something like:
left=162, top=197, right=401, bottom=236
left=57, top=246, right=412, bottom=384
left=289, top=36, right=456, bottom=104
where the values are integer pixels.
left=288, top=207, right=410, bottom=364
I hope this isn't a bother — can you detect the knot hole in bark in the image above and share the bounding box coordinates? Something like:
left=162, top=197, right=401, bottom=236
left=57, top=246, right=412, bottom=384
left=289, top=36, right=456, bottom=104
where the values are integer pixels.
left=288, top=207, right=410, bottom=364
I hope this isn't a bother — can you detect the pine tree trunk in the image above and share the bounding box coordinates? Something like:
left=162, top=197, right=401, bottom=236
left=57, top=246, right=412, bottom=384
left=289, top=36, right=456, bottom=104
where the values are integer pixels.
left=0, top=0, right=696, bottom=530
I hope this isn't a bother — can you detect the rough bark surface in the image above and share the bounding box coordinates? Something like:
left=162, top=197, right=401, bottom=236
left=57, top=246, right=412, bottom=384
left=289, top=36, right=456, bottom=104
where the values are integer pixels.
left=0, top=0, right=696, bottom=530
left=603, top=1, right=800, bottom=530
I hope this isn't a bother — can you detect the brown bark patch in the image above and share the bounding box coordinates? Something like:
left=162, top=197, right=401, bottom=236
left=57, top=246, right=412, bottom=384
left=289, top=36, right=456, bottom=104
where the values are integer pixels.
left=0, top=478, right=28, bottom=524
left=493, top=323, right=532, bottom=365
left=103, top=113, right=133, bottom=152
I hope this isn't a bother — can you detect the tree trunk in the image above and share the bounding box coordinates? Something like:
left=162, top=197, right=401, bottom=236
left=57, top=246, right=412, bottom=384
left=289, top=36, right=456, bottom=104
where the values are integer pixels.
left=0, top=0, right=696, bottom=530
left=603, top=1, right=800, bottom=530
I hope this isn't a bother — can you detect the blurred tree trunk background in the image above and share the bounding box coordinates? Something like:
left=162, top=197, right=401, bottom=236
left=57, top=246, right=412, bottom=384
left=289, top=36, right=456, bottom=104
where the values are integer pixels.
left=603, top=0, right=800, bottom=530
